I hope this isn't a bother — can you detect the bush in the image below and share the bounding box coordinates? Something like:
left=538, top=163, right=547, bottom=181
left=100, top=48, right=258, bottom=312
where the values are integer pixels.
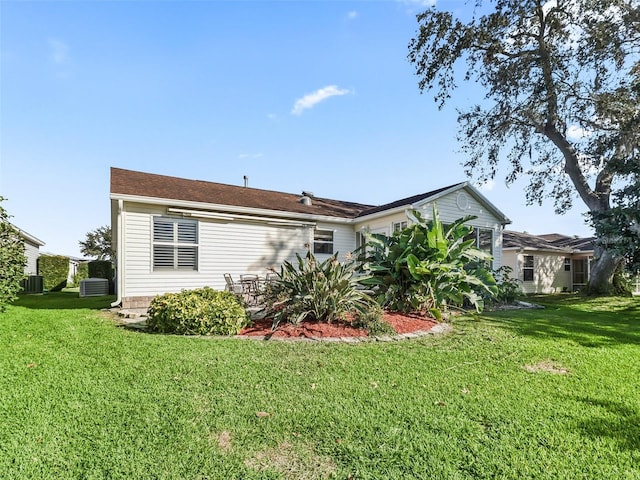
left=147, top=287, right=250, bottom=336
left=262, top=251, right=377, bottom=329
left=359, top=206, right=497, bottom=320
left=38, top=255, right=69, bottom=292
left=489, top=266, right=522, bottom=305
left=88, top=260, right=113, bottom=280
left=352, top=304, right=396, bottom=336
left=73, top=262, right=90, bottom=286
left=0, top=198, right=26, bottom=311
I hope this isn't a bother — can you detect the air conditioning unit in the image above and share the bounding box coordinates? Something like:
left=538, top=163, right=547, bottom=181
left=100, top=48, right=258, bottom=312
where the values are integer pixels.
left=79, top=278, right=109, bottom=297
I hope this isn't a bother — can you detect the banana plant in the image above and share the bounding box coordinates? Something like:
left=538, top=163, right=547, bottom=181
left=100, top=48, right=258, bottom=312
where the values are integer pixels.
left=358, top=205, right=497, bottom=319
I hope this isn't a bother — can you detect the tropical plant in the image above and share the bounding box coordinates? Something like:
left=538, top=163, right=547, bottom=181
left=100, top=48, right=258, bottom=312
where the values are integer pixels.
left=261, top=251, right=376, bottom=329
left=147, top=287, right=250, bottom=336
left=485, top=266, right=522, bottom=306
left=359, top=207, right=497, bottom=320
left=0, top=197, right=26, bottom=312
left=408, top=0, right=640, bottom=294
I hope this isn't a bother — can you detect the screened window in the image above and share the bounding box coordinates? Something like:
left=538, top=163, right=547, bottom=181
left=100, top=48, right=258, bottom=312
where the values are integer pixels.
left=153, top=217, right=198, bottom=271
left=564, top=257, right=571, bottom=271
left=313, top=229, right=334, bottom=254
left=523, top=255, right=534, bottom=282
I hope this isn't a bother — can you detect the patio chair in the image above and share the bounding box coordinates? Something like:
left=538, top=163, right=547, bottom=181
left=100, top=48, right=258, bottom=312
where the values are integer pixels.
left=224, top=274, right=244, bottom=296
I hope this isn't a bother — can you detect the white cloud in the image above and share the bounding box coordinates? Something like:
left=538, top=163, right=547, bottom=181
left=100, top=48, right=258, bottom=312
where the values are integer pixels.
left=237, top=153, right=264, bottom=160
left=567, top=125, right=591, bottom=139
left=291, top=85, right=352, bottom=116
left=346, top=11, right=358, bottom=20
left=475, top=179, right=496, bottom=192
left=48, top=38, right=69, bottom=65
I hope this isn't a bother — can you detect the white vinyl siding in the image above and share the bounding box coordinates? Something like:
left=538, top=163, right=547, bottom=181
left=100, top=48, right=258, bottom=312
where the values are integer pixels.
left=118, top=202, right=356, bottom=298
left=23, top=241, right=40, bottom=275
left=354, top=188, right=505, bottom=270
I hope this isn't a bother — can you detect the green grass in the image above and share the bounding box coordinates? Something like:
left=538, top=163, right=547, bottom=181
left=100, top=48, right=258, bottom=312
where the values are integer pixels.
left=1, top=293, right=639, bottom=479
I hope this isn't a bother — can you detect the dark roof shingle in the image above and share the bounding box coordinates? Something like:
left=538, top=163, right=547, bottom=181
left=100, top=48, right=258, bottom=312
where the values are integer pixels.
left=111, top=167, right=374, bottom=218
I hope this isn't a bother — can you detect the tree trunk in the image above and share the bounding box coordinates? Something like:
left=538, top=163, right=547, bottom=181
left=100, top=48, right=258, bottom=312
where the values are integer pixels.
left=587, top=245, right=623, bottom=295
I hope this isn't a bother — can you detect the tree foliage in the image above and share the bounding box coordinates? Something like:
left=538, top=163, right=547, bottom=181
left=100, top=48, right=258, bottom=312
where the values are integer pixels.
left=0, top=197, right=26, bottom=311
left=79, top=225, right=113, bottom=261
left=408, top=0, right=640, bottom=293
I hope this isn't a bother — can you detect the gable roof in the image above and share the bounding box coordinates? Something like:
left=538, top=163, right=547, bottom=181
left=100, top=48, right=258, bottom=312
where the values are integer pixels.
left=110, top=167, right=509, bottom=223
left=503, top=230, right=594, bottom=253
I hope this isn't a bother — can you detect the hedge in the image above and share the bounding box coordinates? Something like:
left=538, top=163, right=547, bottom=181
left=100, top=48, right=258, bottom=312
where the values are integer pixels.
left=39, top=255, right=69, bottom=292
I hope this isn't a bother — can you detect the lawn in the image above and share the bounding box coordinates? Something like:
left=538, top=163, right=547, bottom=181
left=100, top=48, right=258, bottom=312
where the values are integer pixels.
left=1, top=293, right=639, bottom=479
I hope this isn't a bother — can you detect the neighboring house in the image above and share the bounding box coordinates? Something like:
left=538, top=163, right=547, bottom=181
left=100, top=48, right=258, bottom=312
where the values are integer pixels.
left=110, top=167, right=511, bottom=309
left=15, top=226, right=45, bottom=275
left=502, top=231, right=594, bottom=294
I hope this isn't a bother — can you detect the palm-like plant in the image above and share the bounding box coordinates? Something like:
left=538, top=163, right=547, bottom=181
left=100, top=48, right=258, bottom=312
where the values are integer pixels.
left=359, top=206, right=497, bottom=320
left=262, top=251, right=376, bottom=329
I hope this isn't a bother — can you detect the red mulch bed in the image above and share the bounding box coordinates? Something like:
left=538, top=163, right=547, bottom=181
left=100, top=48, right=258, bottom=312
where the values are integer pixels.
left=239, top=311, right=437, bottom=339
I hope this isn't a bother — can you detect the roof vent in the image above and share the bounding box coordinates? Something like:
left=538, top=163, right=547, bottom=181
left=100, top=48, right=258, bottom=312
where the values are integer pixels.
left=302, top=191, right=314, bottom=198
left=300, top=195, right=312, bottom=206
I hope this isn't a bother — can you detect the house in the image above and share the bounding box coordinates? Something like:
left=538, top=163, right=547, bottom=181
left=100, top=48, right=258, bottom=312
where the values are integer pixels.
left=15, top=226, right=45, bottom=275
left=110, top=167, right=511, bottom=309
left=502, top=230, right=594, bottom=294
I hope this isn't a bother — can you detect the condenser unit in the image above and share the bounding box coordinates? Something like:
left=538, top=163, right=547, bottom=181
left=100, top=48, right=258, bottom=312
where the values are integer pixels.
left=79, top=278, right=109, bottom=297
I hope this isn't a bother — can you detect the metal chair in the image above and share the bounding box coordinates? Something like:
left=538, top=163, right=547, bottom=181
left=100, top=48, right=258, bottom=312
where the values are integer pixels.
left=224, top=274, right=244, bottom=296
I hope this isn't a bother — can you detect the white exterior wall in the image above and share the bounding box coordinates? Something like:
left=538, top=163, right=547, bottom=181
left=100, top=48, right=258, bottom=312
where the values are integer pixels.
left=23, top=241, right=40, bottom=275
left=503, top=250, right=571, bottom=294
left=119, top=202, right=353, bottom=298
left=354, top=190, right=505, bottom=270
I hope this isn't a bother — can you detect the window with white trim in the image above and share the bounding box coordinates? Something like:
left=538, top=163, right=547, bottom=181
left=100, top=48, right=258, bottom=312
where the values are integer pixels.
left=153, top=217, right=198, bottom=271
left=523, top=255, right=534, bottom=282
left=393, top=221, right=408, bottom=233
left=313, top=229, right=334, bottom=254
left=564, top=257, right=571, bottom=271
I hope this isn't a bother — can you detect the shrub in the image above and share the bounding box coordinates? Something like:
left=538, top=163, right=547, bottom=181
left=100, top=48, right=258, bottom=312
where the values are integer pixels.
left=88, top=260, right=113, bottom=280
left=147, top=287, right=250, bottom=335
left=352, top=304, right=396, bottom=336
left=38, top=255, right=69, bottom=292
left=490, top=266, right=522, bottom=305
left=262, top=251, right=377, bottom=329
left=0, top=198, right=26, bottom=311
left=359, top=206, right=497, bottom=320
left=74, top=262, right=90, bottom=286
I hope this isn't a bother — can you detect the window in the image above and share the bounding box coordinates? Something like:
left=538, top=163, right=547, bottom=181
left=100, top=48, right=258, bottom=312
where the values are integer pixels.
left=393, top=221, right=408, bottom=233
left=313, top=229, right=334, bottom=254
left=564, top=257, right=571, bottom=271
left=523, top=255, right=534, bottom=281
left=464, top=227, right=494, bottom=267
left=153, top=217, right=198, bottom=270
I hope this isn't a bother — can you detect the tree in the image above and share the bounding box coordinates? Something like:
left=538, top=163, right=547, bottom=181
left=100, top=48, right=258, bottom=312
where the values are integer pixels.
left=408, top=0, right=640, bottom=293
left=79, top=225, right=113, bottom=261
left=0, top=197, right=26, bottom=311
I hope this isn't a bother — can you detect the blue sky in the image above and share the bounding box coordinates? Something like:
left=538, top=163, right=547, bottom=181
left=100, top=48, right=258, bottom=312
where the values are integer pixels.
left=1, top=0, right=594, bottom=257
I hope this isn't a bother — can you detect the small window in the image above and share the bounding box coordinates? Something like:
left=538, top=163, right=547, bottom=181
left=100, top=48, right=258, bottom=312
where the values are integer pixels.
left=313, top=229, right=334, bottom=254
left=153, top=217, right=198, bottom=271
left=564, top=257, right=571, bottom=271
left=523, top=255, right=534, bottom=282
left=393, top=221, right=408, bottom=233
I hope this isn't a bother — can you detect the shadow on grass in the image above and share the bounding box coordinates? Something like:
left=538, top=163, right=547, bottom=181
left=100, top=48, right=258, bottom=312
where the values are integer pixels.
left=573, top=396, right=640, bottom=452
left=482, top=295, right=640, bottom=347
left=14, top=292, right=116, bottom=310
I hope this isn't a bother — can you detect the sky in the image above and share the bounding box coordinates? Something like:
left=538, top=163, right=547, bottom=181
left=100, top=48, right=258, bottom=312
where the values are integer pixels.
left=1, top=0, right=595, bottom=258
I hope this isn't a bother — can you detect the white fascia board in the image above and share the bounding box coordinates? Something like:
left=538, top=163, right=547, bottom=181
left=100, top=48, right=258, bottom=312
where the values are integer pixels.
left=354, top=206, right=411, bottom=224
left=110, top=193, right=355, bottom=225
left=15, top=227, right=45, bottom=246
left=502, top=246, right=574, bottom=254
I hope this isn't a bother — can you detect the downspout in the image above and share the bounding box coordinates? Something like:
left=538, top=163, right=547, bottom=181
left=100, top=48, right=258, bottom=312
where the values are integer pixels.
left=111, top=199, right=124, bottom=308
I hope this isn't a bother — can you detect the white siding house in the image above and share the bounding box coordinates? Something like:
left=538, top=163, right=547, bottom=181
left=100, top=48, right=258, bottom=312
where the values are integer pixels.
left=111, top=168, right=511, bottom=309
left=16, top=227, right=45, bottom=275
left=502, top=231, right=594, bottom=294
